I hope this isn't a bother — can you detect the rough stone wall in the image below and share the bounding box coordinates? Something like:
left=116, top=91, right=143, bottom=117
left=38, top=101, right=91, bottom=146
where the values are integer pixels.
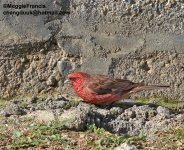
left=0, top=0, right=184, bottom=99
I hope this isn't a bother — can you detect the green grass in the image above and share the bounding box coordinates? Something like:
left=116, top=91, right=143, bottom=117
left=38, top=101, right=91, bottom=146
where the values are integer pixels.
left=0, top=99, right=8, bottom=108
left=4, top=119, right=71, bottom=149
left=0, top=94, right=81, bottom=110
left=144, top=126, right=184, bottom=149
left=87, top=124, right=146, bottom=150
left=134, top=96, right=184, bottom=110
left=2, top=94, right=183, bottom=110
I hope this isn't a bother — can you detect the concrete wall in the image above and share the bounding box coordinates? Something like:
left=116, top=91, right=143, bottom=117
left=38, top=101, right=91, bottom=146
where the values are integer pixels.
left=0, top=0, right=184, bottom=99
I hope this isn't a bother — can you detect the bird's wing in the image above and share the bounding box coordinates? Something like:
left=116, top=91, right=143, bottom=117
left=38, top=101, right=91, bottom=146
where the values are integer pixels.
left=86, top=74, right=138, bottom=95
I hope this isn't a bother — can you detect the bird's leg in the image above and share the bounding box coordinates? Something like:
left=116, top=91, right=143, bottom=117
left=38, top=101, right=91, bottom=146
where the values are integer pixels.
left=107, top=101, right=117, bottom=108
left=96, top=102, right=115, bottom=109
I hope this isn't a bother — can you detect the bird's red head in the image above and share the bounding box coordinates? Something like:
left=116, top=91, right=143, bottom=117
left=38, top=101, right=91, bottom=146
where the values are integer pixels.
left=68, top=72, right=88, bottom=85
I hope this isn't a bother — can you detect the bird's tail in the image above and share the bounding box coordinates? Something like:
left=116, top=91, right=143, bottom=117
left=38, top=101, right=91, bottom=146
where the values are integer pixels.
left=132, top=83, right=170, bottom=93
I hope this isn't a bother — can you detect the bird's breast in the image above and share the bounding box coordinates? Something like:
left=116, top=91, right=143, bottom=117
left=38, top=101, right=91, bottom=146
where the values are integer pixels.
left=73, top=85, right=121, bottom=104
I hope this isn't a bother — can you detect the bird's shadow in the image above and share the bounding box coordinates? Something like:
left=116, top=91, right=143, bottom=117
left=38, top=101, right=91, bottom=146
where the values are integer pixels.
left=95, top=99, right=160, bottom=110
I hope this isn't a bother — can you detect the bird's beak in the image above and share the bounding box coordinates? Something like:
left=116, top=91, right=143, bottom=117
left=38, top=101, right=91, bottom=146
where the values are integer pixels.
left=64, top=79, right=70, bottom=84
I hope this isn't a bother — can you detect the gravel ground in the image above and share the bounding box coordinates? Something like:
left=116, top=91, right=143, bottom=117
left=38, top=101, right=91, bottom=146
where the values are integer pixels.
left=1, top=96, right=183, bottom=140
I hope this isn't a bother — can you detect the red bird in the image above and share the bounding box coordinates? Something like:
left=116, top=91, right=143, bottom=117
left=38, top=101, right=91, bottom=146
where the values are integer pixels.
left=67, top=72, right=170, bottom=105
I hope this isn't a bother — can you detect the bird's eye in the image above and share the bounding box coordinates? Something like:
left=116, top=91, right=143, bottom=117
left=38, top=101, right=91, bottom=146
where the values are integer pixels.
left=69, top=77, right=76, bottom=81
